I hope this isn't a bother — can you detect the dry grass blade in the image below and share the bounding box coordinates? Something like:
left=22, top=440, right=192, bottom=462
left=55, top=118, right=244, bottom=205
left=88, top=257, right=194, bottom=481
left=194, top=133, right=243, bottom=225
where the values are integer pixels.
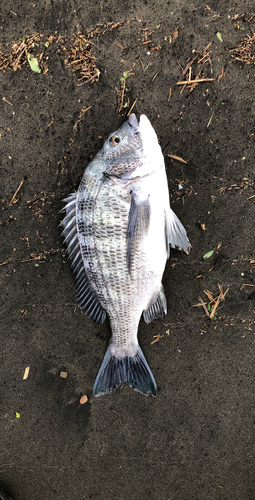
left=229, top=33, right=255, bottom=64
left=204, top=289, right=214, bottom=302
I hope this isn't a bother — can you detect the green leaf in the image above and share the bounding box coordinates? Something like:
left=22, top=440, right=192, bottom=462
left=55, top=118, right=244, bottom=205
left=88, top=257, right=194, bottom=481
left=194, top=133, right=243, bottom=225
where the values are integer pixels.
left=203, top=250, right=214, bottom=259
left=207, top=303, right=211, bottom=312
left=20, top=37, right=26, bottom=41
left=156, top=24, right=160, bottom=29
left=15, top=412, right=20, bottom=418
left=45, top=41, right=50, bottom=47
left=27, top=53, right=41, bottom=73
left=216, top=32, right=223, bottom=42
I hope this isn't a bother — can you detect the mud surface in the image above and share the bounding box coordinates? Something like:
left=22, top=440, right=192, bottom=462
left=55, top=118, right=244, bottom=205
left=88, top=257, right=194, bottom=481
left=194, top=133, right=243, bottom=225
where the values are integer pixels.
left=1, top=1, right=255, bottom=499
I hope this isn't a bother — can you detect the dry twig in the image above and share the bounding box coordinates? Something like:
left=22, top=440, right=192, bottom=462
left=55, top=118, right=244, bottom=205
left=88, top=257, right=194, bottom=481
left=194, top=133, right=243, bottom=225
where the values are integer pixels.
left=194, top=285, right=229, bottom=319
left=177, top=42, right=213, bottom=93
left=116, top=69, right=134, bottom=115
left=176, top=77, right=214, bottom=85
left=9, top=178, right=25, bottom=205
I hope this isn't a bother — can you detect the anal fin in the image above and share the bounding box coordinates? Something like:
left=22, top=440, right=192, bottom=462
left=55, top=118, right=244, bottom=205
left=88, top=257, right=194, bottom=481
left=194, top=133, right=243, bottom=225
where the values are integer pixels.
left=143, top=285, right=167, bottom=323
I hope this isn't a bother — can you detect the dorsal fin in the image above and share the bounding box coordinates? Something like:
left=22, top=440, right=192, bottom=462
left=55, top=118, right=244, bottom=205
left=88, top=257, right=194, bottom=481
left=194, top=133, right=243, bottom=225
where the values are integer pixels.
left=60, top=193, right=106, bottom=325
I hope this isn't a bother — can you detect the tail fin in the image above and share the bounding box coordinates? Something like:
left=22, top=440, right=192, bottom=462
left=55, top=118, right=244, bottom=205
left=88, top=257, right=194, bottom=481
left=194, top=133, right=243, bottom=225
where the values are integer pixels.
left=93, top=345, right=157, bottom=397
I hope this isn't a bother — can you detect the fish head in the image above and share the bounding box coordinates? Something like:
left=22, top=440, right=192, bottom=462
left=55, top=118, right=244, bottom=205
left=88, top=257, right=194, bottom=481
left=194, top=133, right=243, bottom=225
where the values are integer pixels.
left=96, top=114, right=163, bottom=179
left=101, top=114, right=140, bottom=156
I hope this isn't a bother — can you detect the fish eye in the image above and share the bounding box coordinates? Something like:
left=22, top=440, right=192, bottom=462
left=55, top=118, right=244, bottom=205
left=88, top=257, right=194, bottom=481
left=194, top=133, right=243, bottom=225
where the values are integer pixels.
left=109, top=135, right=120, bottom=147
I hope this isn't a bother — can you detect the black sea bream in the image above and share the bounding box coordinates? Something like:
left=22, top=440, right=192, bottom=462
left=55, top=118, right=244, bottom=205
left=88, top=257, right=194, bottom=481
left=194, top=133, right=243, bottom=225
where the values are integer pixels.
left=60, top=114, right=191, bottom=397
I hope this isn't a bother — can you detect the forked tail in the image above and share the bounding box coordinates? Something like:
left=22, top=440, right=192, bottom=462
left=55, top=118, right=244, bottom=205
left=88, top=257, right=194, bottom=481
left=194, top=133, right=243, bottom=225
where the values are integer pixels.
left=93, top=344, right=157, bottom=397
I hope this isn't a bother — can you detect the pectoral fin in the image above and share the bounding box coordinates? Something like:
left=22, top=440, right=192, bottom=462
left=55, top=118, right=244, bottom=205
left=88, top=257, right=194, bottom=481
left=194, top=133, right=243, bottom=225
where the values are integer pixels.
left=165, top=208, right=191, bottom=256
left=127, top=191, right=150, bottom=273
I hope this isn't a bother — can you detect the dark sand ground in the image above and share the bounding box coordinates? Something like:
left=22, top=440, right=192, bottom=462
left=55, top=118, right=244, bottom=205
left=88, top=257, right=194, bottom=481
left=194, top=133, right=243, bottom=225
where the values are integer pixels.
left=1, top=1, right=255, bottom=499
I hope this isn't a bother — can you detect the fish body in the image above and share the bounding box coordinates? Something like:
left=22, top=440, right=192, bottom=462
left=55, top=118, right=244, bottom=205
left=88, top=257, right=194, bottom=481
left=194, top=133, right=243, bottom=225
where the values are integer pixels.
left=61, top=114, right=191, bottom=397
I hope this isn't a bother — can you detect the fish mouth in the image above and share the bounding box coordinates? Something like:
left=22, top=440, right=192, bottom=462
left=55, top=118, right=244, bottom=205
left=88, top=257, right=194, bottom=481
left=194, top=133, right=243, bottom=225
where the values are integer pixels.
left=128, top=113, right=151, bottom=137
left=128, top=113, right=139, bottom=134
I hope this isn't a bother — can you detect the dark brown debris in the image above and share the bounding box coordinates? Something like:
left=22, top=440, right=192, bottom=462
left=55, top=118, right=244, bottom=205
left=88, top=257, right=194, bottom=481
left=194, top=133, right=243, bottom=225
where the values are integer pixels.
left=57, top=32, right=100, bottom=85
left=177, top=42, right=213, bottom=93
left=0, top=33, right=46, bottom=73
left=229, top=33, right=255, bottom=64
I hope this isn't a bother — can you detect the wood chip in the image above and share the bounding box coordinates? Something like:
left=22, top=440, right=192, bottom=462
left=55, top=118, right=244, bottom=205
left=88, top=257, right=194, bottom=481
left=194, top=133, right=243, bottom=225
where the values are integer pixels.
left=80, top=395, right=88, bottom=404
left=23, top=366, right=30, bottom=380
left=167, top=154, right=187, bottom=164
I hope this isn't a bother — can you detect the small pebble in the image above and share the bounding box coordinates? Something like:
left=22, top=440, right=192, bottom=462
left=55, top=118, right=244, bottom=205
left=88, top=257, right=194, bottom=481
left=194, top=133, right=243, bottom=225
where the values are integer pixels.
left=60, top=371, right=68, bottom=378
left=80, top=395, right=88, bottom=404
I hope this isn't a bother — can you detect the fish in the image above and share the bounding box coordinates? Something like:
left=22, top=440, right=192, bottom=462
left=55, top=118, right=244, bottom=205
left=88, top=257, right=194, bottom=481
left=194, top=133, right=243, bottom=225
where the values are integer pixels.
left=60, top=113, right=191, bottom=397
